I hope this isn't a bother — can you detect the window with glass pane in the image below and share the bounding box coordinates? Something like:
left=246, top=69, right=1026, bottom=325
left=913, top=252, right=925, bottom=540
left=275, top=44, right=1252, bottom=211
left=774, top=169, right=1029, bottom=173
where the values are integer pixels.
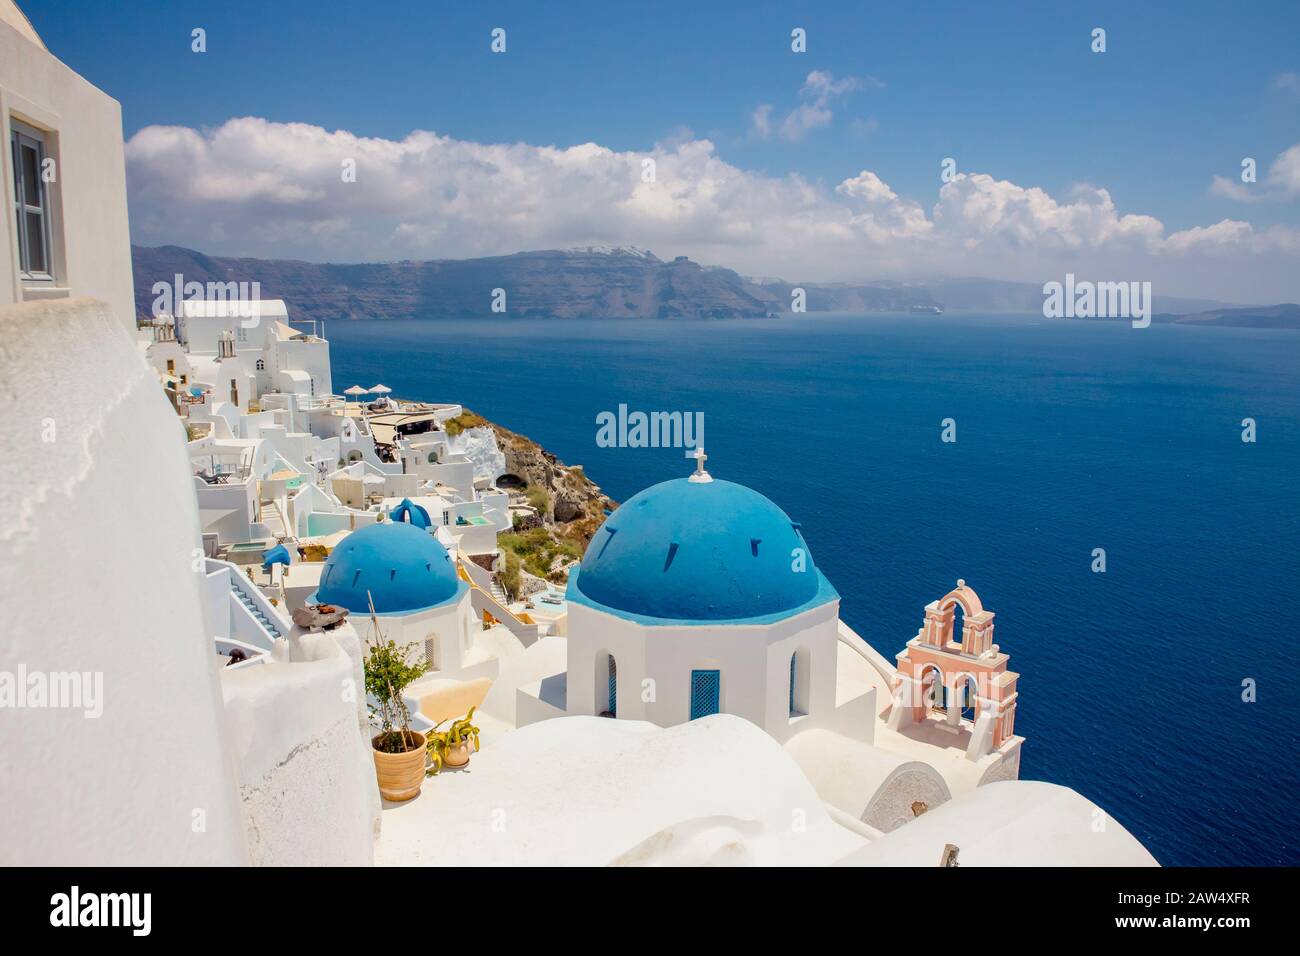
left=10, top=125, right=52, bottom=279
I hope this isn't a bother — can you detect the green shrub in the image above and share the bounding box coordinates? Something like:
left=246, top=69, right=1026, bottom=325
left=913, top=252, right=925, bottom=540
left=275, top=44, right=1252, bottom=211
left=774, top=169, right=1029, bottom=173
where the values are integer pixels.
left=444, top=410, right=488, bottom=436
left=498, top=552, right=522, bottom=601
left=499, top=528, right=579, bottom=579
left=526, top=485, right=551, bottom=515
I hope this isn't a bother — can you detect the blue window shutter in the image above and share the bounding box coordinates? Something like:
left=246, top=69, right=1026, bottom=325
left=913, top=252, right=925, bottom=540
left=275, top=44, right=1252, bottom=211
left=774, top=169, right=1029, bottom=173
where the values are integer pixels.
left=789, top=653, right=797, bottom=715
left=690, top=669, right=720, bottom=720
left=608, top=656, right=617, bottom=716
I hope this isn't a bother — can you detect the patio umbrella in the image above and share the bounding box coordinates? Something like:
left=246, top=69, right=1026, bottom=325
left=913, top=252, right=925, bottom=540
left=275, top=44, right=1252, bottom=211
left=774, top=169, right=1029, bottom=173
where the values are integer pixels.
left=369, top=384, right=392, bottom=395
left=344, top=385, right=369, bottom=405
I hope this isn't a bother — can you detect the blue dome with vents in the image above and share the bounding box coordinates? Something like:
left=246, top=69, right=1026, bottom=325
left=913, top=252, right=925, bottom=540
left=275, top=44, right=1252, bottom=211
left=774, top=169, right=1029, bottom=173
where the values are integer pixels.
left=569, top=476, right=835, bottom=623
left=316, top=521, right=463, bottom=614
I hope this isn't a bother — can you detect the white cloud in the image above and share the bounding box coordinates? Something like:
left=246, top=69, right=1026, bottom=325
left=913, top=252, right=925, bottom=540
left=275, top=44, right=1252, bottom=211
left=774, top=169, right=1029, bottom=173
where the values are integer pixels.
left=1209, top=142, right=1300, bottom=202
left=1209, top=175, right=1261, bottom=202
left=934, top=175, right=1164, bottom=251
left=749, top=71, right=875, bottom=142
left=1268, top=143, right=1300, bottom=197
left=1273, top=71, right=1300, bottom=96
left=125, top=116, right=1300, bottom=299
left=1162, top=219, right=1254, bottom=254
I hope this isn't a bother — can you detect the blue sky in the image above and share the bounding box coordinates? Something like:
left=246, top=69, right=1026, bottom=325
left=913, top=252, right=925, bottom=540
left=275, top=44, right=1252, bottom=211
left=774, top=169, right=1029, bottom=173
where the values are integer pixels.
left=24, top=0, right=1300, bottom=299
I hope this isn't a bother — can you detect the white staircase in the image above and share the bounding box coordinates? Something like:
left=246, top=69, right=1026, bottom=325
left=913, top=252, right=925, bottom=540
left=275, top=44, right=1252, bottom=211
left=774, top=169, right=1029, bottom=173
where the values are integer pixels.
left=260, top=499, right=287, bottom=538
left=230, top=576, right=285, bottom=641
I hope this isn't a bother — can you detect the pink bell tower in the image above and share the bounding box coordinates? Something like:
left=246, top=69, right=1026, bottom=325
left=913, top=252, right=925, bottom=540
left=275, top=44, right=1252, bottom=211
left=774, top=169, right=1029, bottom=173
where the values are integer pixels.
left=887, top=580, right=1020, bottom=764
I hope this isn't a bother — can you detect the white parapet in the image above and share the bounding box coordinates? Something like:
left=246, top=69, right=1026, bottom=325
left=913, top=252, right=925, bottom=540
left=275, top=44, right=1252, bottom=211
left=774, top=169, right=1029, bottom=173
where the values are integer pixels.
left=0, top=297, right=248, bottom=865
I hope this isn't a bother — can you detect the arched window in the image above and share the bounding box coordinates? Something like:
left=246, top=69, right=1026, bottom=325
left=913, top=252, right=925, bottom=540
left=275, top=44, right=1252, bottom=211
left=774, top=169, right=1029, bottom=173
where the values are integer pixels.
left=921, top=664, right=944, bottom=712
left=949, top=602, right=966, bottom=653
left=960, top=674, right=979, bottom=723
left=255, top=358, right=265, bottom=371
left=789, top=647, right=810, bottom=717
left=596, top=650, right=616, bottom=717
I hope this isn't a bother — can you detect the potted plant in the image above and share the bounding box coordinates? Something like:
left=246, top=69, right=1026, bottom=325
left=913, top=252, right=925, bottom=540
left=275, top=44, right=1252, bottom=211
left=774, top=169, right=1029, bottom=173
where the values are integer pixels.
left=426, top=707, right=481, bottom=775
left=363, top=595, right=429, bottom=801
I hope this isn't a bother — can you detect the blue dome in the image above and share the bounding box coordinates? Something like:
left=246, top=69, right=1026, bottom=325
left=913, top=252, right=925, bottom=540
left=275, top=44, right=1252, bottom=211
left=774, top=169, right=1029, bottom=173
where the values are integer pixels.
left=316, top=521, right=462, bottom=614
left=571, top=477, right=831, bottom=622
left=390, top=497, right=431, bottom=529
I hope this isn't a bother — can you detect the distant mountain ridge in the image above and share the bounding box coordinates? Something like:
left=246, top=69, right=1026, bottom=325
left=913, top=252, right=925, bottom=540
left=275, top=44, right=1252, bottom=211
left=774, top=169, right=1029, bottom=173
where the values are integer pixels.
left=1154, top=303, right=1300, bottom=328
left=132, top=244, right=773, bottom=322
left=131, top=244, right=1251, bottom=323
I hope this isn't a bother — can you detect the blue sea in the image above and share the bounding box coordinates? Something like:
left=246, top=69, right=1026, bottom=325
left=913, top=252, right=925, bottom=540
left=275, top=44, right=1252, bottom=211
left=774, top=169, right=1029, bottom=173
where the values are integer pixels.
left=326, top=312, right=1299, bottom=866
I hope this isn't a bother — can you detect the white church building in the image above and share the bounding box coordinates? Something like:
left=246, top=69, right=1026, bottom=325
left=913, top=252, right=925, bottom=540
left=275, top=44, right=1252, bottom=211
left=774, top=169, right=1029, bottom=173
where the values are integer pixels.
left=521, top=451, right=874, bottom=745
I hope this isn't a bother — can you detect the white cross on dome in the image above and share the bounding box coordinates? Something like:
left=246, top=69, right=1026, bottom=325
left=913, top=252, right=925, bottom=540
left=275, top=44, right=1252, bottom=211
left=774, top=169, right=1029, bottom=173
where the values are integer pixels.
left=687, top=445, right=712, bottom=483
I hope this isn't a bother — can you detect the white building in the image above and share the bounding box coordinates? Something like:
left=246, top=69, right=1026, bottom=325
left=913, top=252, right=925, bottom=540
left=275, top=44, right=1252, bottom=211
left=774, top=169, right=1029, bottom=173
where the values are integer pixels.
left=520, top=453, right=874, bottom=746
left=1, top=0, right=134, bottom=327
left=310, top=520, right=477, bottom=673
left=146, top=300, right=333, bottom=412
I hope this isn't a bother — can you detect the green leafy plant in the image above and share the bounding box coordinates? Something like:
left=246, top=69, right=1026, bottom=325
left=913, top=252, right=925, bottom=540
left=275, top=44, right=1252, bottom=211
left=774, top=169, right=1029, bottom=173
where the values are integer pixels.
left=425, top=707, right=482, bottom=775
left=363, top=593, right=429, bottom=754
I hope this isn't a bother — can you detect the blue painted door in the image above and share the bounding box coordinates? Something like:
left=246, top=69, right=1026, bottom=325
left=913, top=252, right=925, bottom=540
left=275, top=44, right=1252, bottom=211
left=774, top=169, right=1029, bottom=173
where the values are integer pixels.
left=607, top=656, right=617, bottom=716
left=690, top=669, right=720, bottom=720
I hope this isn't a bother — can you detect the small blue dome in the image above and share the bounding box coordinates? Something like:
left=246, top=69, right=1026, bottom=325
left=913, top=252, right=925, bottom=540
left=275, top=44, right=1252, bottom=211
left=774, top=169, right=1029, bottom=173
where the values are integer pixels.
left=262, top=543, right=292, bottom=568
left=317, top=522, right=461, bottom=614
left=572, top=477, right=828, bottom=622
left=390, top=497, right=431, bottom=529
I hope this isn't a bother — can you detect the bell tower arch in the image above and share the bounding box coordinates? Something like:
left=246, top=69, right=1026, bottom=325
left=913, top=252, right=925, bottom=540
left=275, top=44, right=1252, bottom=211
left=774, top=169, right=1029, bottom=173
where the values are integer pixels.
left=887, top=580, right=1020, bottom=764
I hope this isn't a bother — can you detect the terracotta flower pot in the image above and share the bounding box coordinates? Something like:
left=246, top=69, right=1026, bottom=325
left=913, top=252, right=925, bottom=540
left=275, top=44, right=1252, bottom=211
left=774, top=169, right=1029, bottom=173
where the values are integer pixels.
left=372, top=731, right=427, bottom=801
left=442, top=739, right=473, bottom=769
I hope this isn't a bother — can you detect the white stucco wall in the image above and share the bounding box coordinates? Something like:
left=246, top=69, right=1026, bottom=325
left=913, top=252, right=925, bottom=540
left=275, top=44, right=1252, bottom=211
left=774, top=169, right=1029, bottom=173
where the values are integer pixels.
left=0, top=15, right=135, bottom=330
left=0, top=297, right=247, bottom=864
left=565, top=600, right=848, bottom=739
left=361, top=592, right=474, bottom=674
left=219, top=625, right=377, bottom=865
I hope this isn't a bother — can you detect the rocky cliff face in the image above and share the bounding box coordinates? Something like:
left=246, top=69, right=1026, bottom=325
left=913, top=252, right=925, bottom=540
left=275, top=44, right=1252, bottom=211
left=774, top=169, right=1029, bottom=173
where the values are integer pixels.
left=497, top=422, right=614, bottom=540
left=132, top=244, right=777, bottom=322
left=447, top=411, right=615, bottom=545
